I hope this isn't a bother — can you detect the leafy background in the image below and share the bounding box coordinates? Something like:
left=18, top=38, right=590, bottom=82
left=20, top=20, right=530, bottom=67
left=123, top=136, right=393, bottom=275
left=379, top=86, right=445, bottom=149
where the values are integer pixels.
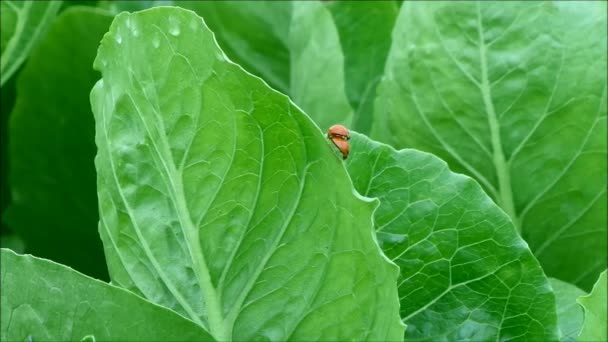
left=1, top=1, right=605, bottom=341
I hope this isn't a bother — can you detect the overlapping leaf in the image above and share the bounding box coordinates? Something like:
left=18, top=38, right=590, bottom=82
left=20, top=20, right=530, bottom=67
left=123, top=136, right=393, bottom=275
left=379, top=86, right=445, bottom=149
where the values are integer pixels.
left=326, top=0, right=398, bottom=134
left=0, top=249, right=214, bottom=341
left=6, top=7, right=113, bottom=280
left=0, top=0, right=62, bottom=85
left=550, top=278, right=585, bottom=341
left=91, top=7, right=402, bottom=341
left=372, top=1, right=607, bottom=290
left=175, top=0, right=291, bottom=94
left=577, top=270, right=607, bottom=341
left=178, top=1, right=352, bottom=130
left=346, top=132, right=558, bottom=341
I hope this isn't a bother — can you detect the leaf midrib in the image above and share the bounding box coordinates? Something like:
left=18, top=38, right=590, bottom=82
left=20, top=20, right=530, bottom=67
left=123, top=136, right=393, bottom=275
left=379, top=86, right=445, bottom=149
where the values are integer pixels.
left=100, top=87, right=205, bottom=329
left=126, top=48, right=226, bottom=338
left=476, top=3, right=518, bottom=230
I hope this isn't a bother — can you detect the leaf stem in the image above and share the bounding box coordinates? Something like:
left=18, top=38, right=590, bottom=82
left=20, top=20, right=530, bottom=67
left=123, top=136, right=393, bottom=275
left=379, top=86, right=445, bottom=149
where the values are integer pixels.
left=476, top=3, right=520, bottom=231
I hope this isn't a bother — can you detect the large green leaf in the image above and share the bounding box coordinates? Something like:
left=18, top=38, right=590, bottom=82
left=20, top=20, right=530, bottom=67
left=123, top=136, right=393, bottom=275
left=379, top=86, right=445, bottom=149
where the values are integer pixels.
left=0, top=248, right=214, bottom=341
left=326, top=0, right=398, bottom=134
left=0, top=0, right=62, bottom=85
left=346, top=132, right=558, bottom=341
left=91, top=7, right=403, bottom=341
left=372, top=1, right=607, bottom=290
left=550, top=278, right=585, bottom=341
left=577, top=270, right=607, bottom=342
left=6, top=7, right=113, bottom=281
left=178, top=1, right=352, bottom=130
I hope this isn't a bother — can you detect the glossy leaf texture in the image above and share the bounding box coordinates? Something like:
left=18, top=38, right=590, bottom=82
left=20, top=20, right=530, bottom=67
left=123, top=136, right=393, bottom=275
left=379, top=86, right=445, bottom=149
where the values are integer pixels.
left=178, top=0, right=352, bottom=131
left=5, top=7, right=113, bottom=280
left=0, top=249, right=214, bottom=341
left=550, top=278, right=585, bottom=341
left=372, top=1, right=607, bottom=291
left=0, top=0, right=62, bottom=85
left=91, top=7, right=403, bottom=341
left=326, top=0, right=398, bottom=134
left=577, top=270, right=607, bottom=342
left=345, top=132, right=558, bottom=341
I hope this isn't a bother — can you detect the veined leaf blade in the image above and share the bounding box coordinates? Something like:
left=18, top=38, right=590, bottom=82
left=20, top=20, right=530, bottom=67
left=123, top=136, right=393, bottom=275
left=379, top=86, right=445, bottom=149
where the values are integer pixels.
left=0, top=248, right=214, bottom=341
left=346, top=132, right=559, bottom=341
left=372, top=1, right=607, bottom=290
left=91, top=7, right=403, bottom=341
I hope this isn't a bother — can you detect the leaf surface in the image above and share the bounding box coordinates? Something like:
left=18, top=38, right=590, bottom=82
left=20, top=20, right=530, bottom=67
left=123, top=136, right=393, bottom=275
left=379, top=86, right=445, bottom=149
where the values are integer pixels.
left=372, top=1, right=607, bottom=290
left=550, top=278, right=585, bottom=341
left=346, top=132, right=558, bottom=341
left=0, top=248, right=214, bottom=341
left=0, top=0, right=62, bottom=85
left=327, top=0, right=398, bottom=134
left=577, top=270, right=607, bottom=342
left=176, top=0, right=291, bottom=94
left=178, top=1, right=352, bottom=130
left=287, top=1, right=352, bottom=130
left=91, top=7, right=403, bottom=341
left=6, top=7, right=113, bottom=280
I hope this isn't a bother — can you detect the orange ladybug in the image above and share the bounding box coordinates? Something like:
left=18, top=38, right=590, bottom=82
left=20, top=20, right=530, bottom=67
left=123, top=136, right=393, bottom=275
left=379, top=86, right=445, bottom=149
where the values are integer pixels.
left=327, top=124, right=350, bottom=160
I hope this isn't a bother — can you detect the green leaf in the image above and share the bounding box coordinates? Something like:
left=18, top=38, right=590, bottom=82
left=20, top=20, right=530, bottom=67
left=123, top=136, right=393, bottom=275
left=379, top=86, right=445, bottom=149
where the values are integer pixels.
left=550, top=278, right=585, bottom=341
left=98, top=0, right=173, bottom=15
left=91, top=7, right=403, bottom=341
left=345, top=132, right=558, bottom=341
left=326, top=0, right=398, bottom=134
left=287, top=1, right=352, bottom=130
left=175, top=1, right=290, bottom=94
left=0, top=0, right=62, bottom=86
left=577, top=270, right=607, bottom=342
left=178, top=1, right=352, bottom=130
left=372, top=1, right=607, bottom=290
left=6, top=7, right=113, bottom=281
left=0, top=248, right=214, bottom=341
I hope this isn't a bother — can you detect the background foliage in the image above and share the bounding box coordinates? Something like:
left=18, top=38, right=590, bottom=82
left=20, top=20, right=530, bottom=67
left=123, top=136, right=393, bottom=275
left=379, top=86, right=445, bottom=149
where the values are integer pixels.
left=1, top=1, right=605, bottom=341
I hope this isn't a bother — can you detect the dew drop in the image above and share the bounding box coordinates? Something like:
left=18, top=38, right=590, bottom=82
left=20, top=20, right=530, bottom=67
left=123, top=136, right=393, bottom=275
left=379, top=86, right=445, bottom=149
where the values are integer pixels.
left=168, top=16, right=181, bottom=36
left=152, top=37, right=160, bottom=49
left=115, top=34, right=122, bottom=44
left=169, top=25, right=180, bottom=36
left=128, top=19, right=140, bottom=37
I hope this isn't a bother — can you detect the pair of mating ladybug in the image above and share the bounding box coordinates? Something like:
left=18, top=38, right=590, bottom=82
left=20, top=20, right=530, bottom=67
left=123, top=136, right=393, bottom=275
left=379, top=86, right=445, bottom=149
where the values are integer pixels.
left=327, top=124, right=350, bottom=160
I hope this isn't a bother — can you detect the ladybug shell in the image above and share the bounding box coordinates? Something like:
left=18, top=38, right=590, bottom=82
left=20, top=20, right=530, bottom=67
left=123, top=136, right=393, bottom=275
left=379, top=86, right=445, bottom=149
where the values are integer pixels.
left=330, top=137, right=350, bottom=160
left=327, top=124, right=350, bottom=140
